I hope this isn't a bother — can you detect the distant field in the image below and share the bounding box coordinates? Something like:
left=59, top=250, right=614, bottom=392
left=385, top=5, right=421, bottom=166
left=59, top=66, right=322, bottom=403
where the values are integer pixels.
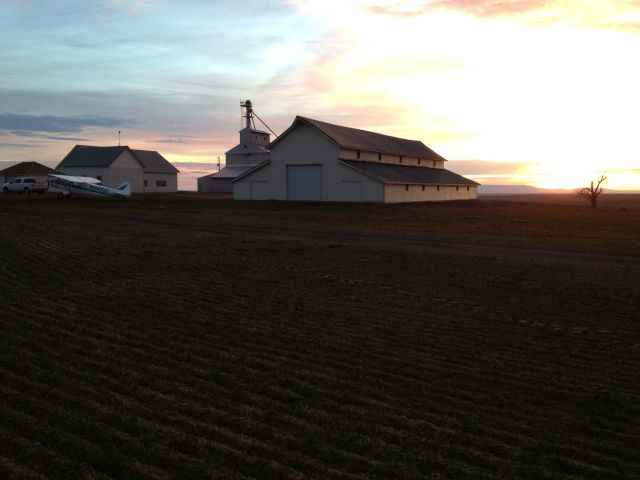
left=1, top=194, right=639, bottom=479
left=480, top=193, right=640, bottom=208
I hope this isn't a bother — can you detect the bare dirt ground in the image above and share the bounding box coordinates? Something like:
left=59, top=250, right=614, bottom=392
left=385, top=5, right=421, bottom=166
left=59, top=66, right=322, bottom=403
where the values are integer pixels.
left=1, top=193, right=639, bottom=479
left=3, top=192, right=640, bottom=265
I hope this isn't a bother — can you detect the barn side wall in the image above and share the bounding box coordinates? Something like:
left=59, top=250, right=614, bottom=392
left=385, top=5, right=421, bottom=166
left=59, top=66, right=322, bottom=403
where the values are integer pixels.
left=384, top=184, right=477, bottom=203
left=340, top=148, right=446, bottom=169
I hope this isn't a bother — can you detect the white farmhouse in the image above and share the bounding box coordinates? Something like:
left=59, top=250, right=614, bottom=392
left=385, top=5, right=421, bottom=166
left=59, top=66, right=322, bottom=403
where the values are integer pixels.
left=233, top=116, right=479, bottom=203
left=57, top=145, right=179, bottom=193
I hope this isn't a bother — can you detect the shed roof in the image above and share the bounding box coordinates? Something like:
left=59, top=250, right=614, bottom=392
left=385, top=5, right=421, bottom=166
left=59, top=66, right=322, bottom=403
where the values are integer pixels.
left=131, top=149, right=179, bottom=173
left=341, top=160, right=480, bottom=186
left=0, top=161, right=61, bottom=175
left=270, top=116, right=446, bottom=161
left=57, top=145, right=178, bottom=173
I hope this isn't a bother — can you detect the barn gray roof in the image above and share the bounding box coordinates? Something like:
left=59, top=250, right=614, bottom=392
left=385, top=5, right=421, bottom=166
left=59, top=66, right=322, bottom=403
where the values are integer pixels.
left=271, top=116, right=447, bottom=161
left=0, top=161, right=61, bottom=175
left=341, top=160, right=480, bottom=186
left=57, top=145, right=178, bottom=173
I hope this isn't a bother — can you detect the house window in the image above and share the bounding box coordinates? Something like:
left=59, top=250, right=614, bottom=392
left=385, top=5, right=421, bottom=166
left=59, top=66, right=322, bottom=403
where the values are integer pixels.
left=467, top=186, right=470, bottom=191
left=144, top=180, right=148, bottom=187
left=156, top=180, right=167, bottom=187
left=456, top=186, right=459, bottom=191
left=405, top=184, right=409, bottom=191
left=399, top=156, right=403, bottom=163
left=437, top=185, right=440, bottom=191
left=357, top=150, right=361, bottom=159
left=378, top=152, right=382, bottom=161
left=418, top=159, right=421, bottom=165
left=422, top=185, right=425, bottom=191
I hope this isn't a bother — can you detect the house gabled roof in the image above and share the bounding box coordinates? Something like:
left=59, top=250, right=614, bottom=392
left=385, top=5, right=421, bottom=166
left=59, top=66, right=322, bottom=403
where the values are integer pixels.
left=131, top=149, right=179, bottom=173
left=341, top=160, right=480, bottom=186
left=0, top=161, right=62, bottom=175
left=57, top=145, right=178, bottom=173
left=57, top=145, right=126, bottom=169
left=269, top=116, right=447, bottom=161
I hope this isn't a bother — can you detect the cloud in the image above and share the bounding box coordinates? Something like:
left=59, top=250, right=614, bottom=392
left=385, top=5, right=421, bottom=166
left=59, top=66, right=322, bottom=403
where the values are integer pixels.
left=448, top=160, right=537, bottom=175
left=364, top=0, right=640, bottom=32
left=0, top=143, right=44, bottom=149
left=171, top=161, right=219, bottom=174
left=365, top=0, right=548, bottom=18
left=105, top=0, right=153, bottom=15
left=152, top=138, right=192, bottom=144
left=8, top=131, right=93, bottom=142
left=0, top=113, right=134, bottom=134
left=429, top=0, right=549, bottom=17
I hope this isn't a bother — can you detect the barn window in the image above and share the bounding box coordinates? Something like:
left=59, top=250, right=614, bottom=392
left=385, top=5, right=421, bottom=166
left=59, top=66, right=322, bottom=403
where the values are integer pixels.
left=422, top=185, right=425, bottom=191
left=405, top=184, right=409, bottom=191
left=437, top=185, right=440, bottom=191
left=456, top=186, right=459, bottom=191
left=467, top=186, right=470, bottom=191
left=357, top=150, right=361, bottom=159
left=156, top=180, right=167, bottom=187
left=378, top=152, right=382, bottom=161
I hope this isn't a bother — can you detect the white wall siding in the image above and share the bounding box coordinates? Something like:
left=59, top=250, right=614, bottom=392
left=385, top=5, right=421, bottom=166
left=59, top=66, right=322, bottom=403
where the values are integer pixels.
left=143, top=172, right=178, bottom=192
left=234, top=123, right=383, bottom=202
left=384, top=184, right=477, bottom=203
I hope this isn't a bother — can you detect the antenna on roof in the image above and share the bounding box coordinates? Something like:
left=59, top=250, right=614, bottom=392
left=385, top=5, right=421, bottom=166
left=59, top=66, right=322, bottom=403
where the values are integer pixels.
left=118, top=130, right=121, bottom=146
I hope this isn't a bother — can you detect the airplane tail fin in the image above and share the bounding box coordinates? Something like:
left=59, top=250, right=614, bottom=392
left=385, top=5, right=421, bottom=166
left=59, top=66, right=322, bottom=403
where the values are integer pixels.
left=116, top=182, right=132, bottom=197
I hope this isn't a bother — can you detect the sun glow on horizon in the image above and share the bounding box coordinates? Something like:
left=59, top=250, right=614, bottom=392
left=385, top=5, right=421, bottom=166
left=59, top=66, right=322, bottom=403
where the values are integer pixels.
left=288, top=0, right=640, bottom=190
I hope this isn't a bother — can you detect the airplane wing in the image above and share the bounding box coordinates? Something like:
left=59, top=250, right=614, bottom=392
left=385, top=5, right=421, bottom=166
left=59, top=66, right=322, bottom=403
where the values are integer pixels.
left=49, top=174, right=102, bottom=184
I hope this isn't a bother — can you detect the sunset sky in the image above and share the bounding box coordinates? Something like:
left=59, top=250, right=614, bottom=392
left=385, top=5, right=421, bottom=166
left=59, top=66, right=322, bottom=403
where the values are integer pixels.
left=1, top=0, right=639, bottom=190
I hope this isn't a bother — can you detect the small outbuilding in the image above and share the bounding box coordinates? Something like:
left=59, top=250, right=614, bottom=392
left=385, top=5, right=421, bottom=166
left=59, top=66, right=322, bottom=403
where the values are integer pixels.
left=57, top=145, right=179, bottom=193
left=233, top=116, right=479, bottom=203
left=0, top=161, right=62, bottom=184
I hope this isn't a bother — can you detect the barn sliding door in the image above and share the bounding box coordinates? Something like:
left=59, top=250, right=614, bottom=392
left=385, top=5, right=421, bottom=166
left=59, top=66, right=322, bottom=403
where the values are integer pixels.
left=286, top=165, right=322, bottom=201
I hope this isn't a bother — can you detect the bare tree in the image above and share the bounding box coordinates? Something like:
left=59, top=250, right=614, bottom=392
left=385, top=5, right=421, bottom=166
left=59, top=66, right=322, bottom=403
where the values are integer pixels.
left=577, top=175, right=607, bottom=208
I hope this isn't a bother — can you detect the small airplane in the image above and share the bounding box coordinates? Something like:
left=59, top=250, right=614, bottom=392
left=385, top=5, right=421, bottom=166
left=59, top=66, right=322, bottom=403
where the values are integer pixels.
left=48, top=174, right=132, bottom=199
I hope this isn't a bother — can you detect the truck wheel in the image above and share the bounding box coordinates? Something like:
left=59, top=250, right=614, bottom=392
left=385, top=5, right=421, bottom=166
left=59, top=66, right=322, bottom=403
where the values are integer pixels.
left=2, top=187, right=8, bottom=194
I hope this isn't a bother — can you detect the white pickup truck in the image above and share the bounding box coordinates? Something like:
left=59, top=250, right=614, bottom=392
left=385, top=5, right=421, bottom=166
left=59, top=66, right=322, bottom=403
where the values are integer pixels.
left=2, top=177, right=48, bottom=194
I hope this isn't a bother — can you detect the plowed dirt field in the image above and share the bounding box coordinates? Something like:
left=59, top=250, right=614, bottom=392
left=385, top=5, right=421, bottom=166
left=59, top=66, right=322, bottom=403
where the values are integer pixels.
left=1, top=194, right=639, bottom=479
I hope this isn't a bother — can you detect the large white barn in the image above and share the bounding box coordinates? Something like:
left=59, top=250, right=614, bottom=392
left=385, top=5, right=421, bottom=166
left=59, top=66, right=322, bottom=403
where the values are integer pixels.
left=57, top=145, right=179, bottom=193
left=233, top=116, right=478, bottom=203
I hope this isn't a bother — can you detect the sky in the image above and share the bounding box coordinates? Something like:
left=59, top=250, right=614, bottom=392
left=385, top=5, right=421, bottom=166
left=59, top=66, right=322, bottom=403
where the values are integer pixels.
left=1, top=0, right=639, bottom=191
